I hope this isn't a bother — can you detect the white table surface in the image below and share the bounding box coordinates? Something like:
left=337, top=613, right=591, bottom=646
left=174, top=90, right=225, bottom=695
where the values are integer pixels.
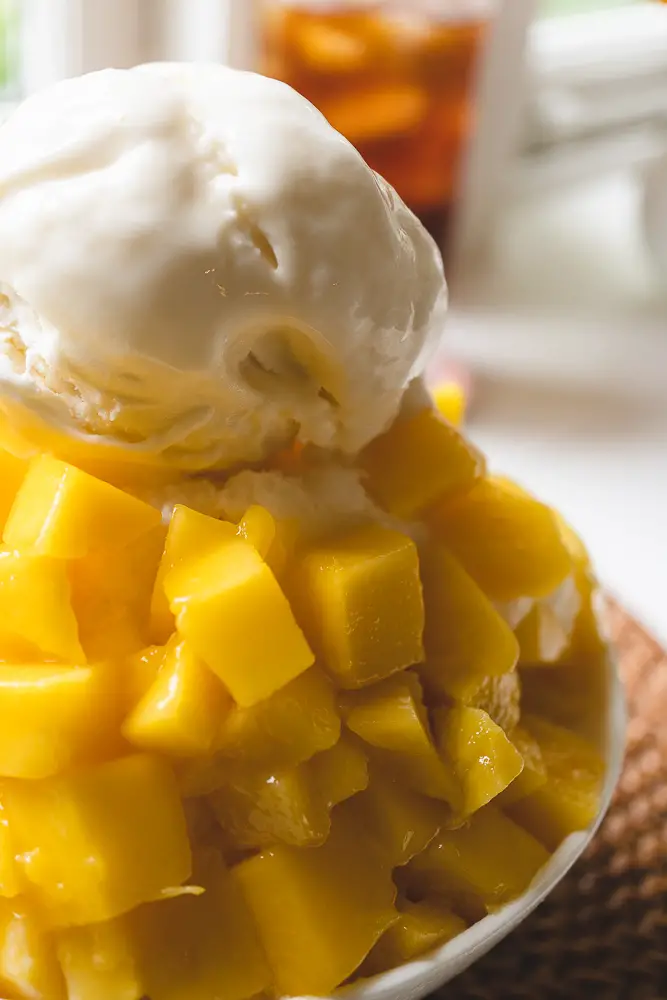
left=447, top=170, right=667, bottom=646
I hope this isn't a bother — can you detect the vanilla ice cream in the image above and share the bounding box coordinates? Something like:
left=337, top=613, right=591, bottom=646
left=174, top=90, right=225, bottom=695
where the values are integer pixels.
left=0, top=62, right=446, bottom=473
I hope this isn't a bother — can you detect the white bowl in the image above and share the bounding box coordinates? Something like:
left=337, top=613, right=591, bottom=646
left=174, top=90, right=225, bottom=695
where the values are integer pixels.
left=335, top=649, right=626, bottom=1000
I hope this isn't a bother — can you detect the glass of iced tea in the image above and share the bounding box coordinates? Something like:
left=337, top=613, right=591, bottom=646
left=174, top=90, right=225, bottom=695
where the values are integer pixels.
left=260, top=1, right=497, bottom=248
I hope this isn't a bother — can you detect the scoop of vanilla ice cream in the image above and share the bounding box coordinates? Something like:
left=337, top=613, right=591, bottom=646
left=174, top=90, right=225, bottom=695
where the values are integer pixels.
left=0, top=62, right=446, bottom=472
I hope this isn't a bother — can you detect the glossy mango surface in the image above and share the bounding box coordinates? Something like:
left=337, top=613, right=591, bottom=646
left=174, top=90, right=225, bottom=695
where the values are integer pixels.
left=0, top=433, right=607, bottom=998
left=234, top=808, right=397, bottom=996
left=430, top=477, right=573, bottom=601
left=4, top=454, right=161, bottom=558
left=360, top=407, right=483, bottom=518
left=166, top=534, right=314, bottom=706
left=294, top=524, right=424, bottom=688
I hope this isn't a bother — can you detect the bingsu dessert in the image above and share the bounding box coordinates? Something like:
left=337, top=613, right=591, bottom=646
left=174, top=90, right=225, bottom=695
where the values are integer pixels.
left=0, top=63, right=607, bottom=1000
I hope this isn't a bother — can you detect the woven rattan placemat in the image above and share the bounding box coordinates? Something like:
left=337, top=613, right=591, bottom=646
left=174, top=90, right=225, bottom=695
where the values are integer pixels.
left=439, top=598, right=667, bottom=1000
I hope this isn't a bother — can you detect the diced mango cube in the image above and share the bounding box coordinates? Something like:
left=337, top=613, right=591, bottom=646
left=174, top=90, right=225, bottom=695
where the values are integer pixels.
left=217, top=665, right=340, bottom=770
left=293, top=524, right=424, bottom=688
left=342, top=769, right=443, bottom=867
left=420, top=544, right=519, bottom=702
left=176, top=756, right=233, bottom=800
left=123, top=640, right=232, bottom=757
left=0, top=800, right=20, bottom=898
left=125, top=644, right=167, bottom=707
left=0, top=899, right=65, bottom=999
left=360, top=406, right=483, bottom=518
left=0, top=632, right=45, bottom=662
left=0, top=552, right=84, bottom=662
left=57, top=916, right=145, bottom=1000
left=433, top=382, right=466, bottom=427
left=429, top=477, right=572, bottom=601
left=506, top=715, right=604, bottom=850
left=59, top=850, right=271, bottom=1000
left=433, top=707, right=524, bottom=815
left=467, top=671, right=521, bottom=732
left=565, top=572, right=607, bottom=671
left=180, top=666, right=341, bottom=798
left=362, top=900, right=466, bottom=976
left=150, top=505, right=238, bottom=644
left=70, top=524, right=166, bottom=661
left=520, top=660, right=609, bottom=740
left=0, top=448, right=27, bottom=532
left=237, top=504, right=291, bottom=576
left=341, top=671, right=460, bottom=807
left=499, top=725, right=548, bottom=806
left=234, top=807, right=397, bottom=996
left=134, top=849, right=271, bottom=1000
left=0, top=663, right=122, bottom=779
left=3, top=454, right=161, bottom=558
left=4, top=754, right=191, bottom=926
left=166, top=534, right=314, bottom=707
left=209, top=763, right=330, bottom=851
left=237, top=503, right=275, bottom=558
left=406, top=805, right=550, bottom=909
left=307, top=734, right=369, bottom=808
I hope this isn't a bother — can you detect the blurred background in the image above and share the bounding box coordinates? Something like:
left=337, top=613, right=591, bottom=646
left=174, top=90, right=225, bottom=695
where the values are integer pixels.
left=1, top=0, right=667, bottom=639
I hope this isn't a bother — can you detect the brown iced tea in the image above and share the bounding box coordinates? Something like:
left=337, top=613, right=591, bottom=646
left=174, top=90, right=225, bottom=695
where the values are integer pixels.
left=260, top=2, right=492, bottom=246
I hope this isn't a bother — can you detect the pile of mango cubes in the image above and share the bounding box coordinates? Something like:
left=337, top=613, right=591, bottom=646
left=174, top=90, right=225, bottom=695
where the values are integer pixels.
left=0, top=404, right=606, bottom=1000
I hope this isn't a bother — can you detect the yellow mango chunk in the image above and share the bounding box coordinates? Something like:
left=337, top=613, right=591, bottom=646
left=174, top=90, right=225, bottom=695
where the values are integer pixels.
left=506, top=715, right=604, bottom=850
left=57, top=916, right=145, bottom=1000
left=234, top=807, right=397, bottom=996
left=429, top=477, right=572, bottom=601
left=237, top=503, right=275, bottom=558
left=4, top=754, right=191, bottom=927
left=3, top=454, right=162, bottom=558
left=125, top=644, right=167, bottom=706
left=150, top=505, right=238, bottom=644
left=499, top=725, right=548, bottom=806
left=420, top=544, right=519, bottom=702
left=467, top=671, right=521, bottom=732
left=70, top=524, right=166, bottom=661
left=123, top=640, right=232, bottom=758
left=307, top=734, right=369, bottom=808
left=209, top=763, right=330, bottom=851
left=135, top=849, right=271, bottom=1000
left=433, top=707, right=524, bottom=816
left=0, top=899, right=66, bottom=1000
left=0, top=552, right=84, bottom=662
left=237, top=503, right=291, bottom=576
left=406, top=805, right=550, bottom=909
left=0, top=800, right=20, bottom=898
left=0, top=448, right=27, bottom=531
left=293, top=524, right=424, bottom=689
left=342, top=769, right=443, bottom=867
left=0, top=663, right=122, bottom=779
left=59, top=850, right=271, bottom=1000
left=432, top=382, right=466, bottom=427
left=217, top=665, right=340, bottom=770
left=341, top=671, right=461, bottom=807
left=180, top=666, right=341, bottom=797
left=362, top=900, right=466, bottom=976
left=360, top=407, right=484, bottom=518
left=167, top=534, right=314, bottom=707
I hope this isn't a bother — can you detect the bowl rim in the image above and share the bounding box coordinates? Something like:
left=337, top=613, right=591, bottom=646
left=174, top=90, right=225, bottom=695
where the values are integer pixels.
left=328, top=648, right=626, bottom=1000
